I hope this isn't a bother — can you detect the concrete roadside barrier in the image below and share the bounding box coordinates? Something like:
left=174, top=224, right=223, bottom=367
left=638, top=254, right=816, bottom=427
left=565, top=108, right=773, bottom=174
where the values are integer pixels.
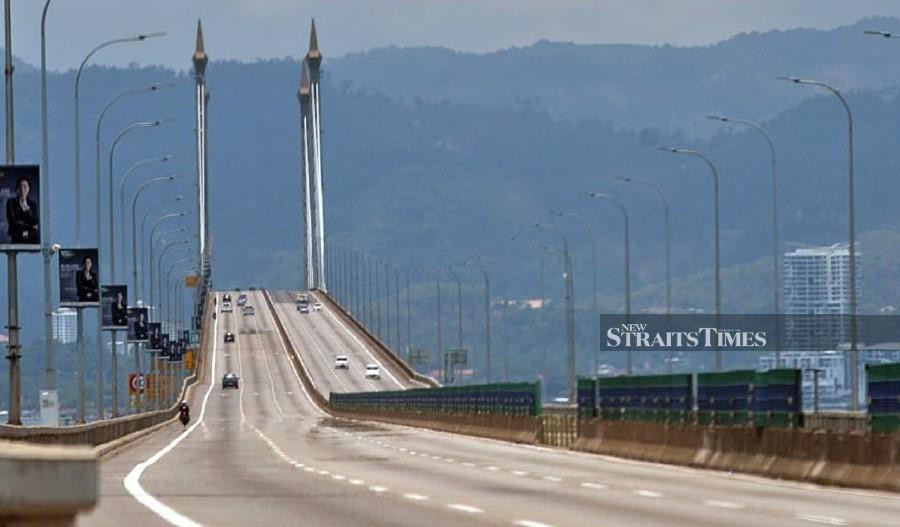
left=0, top=440, right=97, bottom=526
left=575, top=418, right=900, bottom=492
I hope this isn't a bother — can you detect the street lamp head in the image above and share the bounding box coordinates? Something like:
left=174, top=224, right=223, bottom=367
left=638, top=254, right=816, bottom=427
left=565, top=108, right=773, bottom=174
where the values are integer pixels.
left=587, top=191, right=611, bottom=200
left=138, top=32, right=167, bottom=41
left=864, top=30, right=893, bottom=38
left=613, top=176, right=632, bottom=183
left=166, top=175, right=177, bottom=181
left=705, top=114, right=728, bottom=122
left=548, top=210, right=563, bottom=217
left=776, top=75, right=802, bottom=84
left=657, top=146, right=679, bottom=153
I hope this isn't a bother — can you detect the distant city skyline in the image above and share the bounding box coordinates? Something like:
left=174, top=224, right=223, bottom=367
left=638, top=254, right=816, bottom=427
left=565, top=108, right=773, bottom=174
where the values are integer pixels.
left=8, top=1, right=900, bottom=71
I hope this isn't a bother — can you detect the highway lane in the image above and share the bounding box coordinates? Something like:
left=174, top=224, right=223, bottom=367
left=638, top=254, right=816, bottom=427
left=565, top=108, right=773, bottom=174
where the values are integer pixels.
left=79, top=290, right=900, bottom=526
left=270, top=290, right=419, bottom=395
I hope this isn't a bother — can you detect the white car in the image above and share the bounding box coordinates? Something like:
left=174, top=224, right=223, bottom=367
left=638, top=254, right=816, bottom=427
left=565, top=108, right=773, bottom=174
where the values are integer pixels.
left=312, top=302, right=323, bottom=312
left=334, top=355, right=349, bottom=369
left=242, top=305, right=255, bottom=316
left=221, top=302, right=233, bottom=313
left=365, top=363, right=381, bottom=380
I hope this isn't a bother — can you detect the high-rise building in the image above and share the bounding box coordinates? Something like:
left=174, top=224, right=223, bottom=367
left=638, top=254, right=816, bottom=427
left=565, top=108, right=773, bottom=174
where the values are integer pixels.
left=51, top=308, right=77, bottom=344
left=782, top=243, right=861, bottom=351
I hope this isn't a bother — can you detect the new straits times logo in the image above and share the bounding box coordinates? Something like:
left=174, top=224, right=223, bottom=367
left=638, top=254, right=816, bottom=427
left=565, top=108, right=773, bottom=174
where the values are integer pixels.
left=607, top=323, right=767, bottom=349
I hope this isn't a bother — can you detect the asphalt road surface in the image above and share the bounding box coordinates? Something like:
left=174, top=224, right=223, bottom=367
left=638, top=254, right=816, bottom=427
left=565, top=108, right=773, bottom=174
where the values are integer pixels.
left=79, top=290, right=900, bottom=526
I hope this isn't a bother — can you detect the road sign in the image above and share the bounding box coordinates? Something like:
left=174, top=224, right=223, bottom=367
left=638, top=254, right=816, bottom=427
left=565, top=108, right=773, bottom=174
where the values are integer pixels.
left=128, top=373, right=145, bottom=395
left=185, top=349, right=195, bottom=371
left=408, top=347, right=430, bottom=365
left=447, top=348, right=468, bottom=365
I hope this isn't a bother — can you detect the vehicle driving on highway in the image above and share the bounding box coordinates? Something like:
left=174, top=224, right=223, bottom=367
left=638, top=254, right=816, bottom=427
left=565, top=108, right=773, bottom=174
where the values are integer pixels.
left=242, top=305, right=255, bottom=316
left=224, top=332, right=235, bottom=343
left=222, top=293, right=232, bottom=303
left=312, top=302, right=323, bottom=311
left=365, top=363, right=381, bottom=380
left=221, top=302, right=233, bottom=313
left=335, top=355, right=349, bottom=369
left=222, top=373, right=239, bottom=389
left=237, top=294, right=248, bottom=306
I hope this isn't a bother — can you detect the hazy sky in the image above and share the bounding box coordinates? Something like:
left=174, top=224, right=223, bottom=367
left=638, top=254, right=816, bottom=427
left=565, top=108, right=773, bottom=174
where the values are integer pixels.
left=13, top=0, right=900, bottom=71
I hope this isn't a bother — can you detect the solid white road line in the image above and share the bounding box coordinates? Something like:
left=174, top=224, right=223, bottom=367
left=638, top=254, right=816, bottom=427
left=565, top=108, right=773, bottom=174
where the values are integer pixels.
left=122, top=294, right=222, bottom=527
left=513, top=520, right=557, bottom=527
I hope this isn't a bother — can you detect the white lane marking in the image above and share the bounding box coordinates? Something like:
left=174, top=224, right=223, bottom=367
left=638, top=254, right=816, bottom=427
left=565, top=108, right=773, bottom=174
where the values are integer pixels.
left=332, top=475, right=346, bottom=481
left=251, top=308, right=287, bottom=419
left=317, top=470, right=330, bottom=476
left=514, top=521, right=557, bottom=527
left=448, top=504, right=484, bottom=514
left=542, top=476, right=562, bottom=483
left=633, top=489, right=662, bottom=498
left=580, top=482, right=607, bottom=491
left=370, top=486, right=388, bottom=493
left=486, top=466, right=500, bottom=471
left=796, top=514, right=848, bottom=525
left=705, top=500, right=745, bottom=510
left=349, top=479, right=365, bottom=486
left=511, top=470, right=529, bottom=476
left=304, top=467, right=315, bottom=473
left=122, top=293, right=222, bottom=527
left=318, top=294, right=405, bottom=388
left=403, top=493, right=429, bottom=501
left=462, top=462, right=476, bottom=467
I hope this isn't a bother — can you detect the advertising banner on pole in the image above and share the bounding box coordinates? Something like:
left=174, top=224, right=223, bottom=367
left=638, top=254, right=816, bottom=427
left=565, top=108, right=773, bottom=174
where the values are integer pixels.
left=0, top=165, right=41, bottom=251
left=127, top=307, right=149, bottom=342
left=58, top=247, right=99, bottom=307
left=101, top=285, right=128, bottom=330
left=184, top=349, right=195, bottom=371
left=160, top=333, right=171, bottom=359
left=148, top=322, right=162, bottom=350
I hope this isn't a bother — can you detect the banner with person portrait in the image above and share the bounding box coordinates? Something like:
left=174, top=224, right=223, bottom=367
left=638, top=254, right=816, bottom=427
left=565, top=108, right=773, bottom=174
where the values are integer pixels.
left=127, top=307, right=149, bottom=342
left=0, top=165, right=41, bottom=251
left=160, top=333, right=170, bottom=359
left=148, top=322, right=162, bottom=350
left=58, top=247, right=100, bottom=307
left=100, top=285, right=128, bottom=330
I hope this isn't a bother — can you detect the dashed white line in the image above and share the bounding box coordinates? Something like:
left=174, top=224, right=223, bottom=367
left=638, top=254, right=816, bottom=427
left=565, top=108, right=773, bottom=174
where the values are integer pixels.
left=633, top=489, right=662, bottom=498
left=349, top=479, right=365, bottom=486
left=403, top=493, right=429, bottom=501
left=448, top=504, right=484, bottom=514
left=542, top=476, right=562, bottom=483
left=486, top=466, right=500, bottom=471
left=580, top=482, right=608, bottom=490
left=370, top=486, right=388, bottom=493
left=331, top=475, right=346, bottom=481
left=511, top=470, right=529, bottom=477
left=462, top=462, right=476, bottom=467
left=796, top=514, right=848, bottom=525
left=514, top=520, right=557, bottom=527
left=705, top=500, right=745, bottom=510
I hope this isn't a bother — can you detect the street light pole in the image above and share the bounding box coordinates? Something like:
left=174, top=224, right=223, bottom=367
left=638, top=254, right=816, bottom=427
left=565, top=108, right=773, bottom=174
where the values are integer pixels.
left=119, top=155, right=173, bottom=276
left=3, top=0, right=20, bottom=425
left=417, top=268, right=443, bottom=379
left=550, top=210, right=600, bottom=376
left=465, top=261, right=493, bottom=382
left=778, top=76, right=859, bottom=410
left=707, top=114, right=781, bottom=366
left=149, top=213, right=187, bottom=317
left=660, top=147, right=722, bottom=370
left=40, top=0, right=56, bottom=410
left=586, top=192, right=632, bottom=373
left=534, top=223, right=576, bottom=401
left=132, top=176, right=177, bottom=300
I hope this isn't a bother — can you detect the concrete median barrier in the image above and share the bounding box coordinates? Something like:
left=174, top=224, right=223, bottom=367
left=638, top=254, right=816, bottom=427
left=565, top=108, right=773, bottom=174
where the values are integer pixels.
left=575, top=418, right=900, bottom=492
left=0, top=440, right=97, bottom=526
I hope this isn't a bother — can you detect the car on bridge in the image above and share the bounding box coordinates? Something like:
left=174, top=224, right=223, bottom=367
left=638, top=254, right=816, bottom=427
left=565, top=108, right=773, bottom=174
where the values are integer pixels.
left=335, top=355, right=349, bottom=369
left=237, top=294, right=248, bottom=306
left=224, top=332, right=235, bottom=343
left=242, top=305, right=255, bottom=316
left=221, top=302, right=233, bottom=313
left=365, top=363, right=381, bottom=380
left=312, top=302, right=323, bottom=312
left=223, top=293, right=232, bottom=303
left=222, top=373, right=239, bottom=389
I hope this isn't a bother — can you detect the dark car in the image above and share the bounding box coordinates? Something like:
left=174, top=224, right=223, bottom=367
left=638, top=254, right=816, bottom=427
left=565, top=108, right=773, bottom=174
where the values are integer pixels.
left=223, top=293, right=232, bottom=303
left=237, top=294, right=248, bottom=306
left=222, top=373, right=239, bottom=389
left=224, top=332, right=235, bottom=343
